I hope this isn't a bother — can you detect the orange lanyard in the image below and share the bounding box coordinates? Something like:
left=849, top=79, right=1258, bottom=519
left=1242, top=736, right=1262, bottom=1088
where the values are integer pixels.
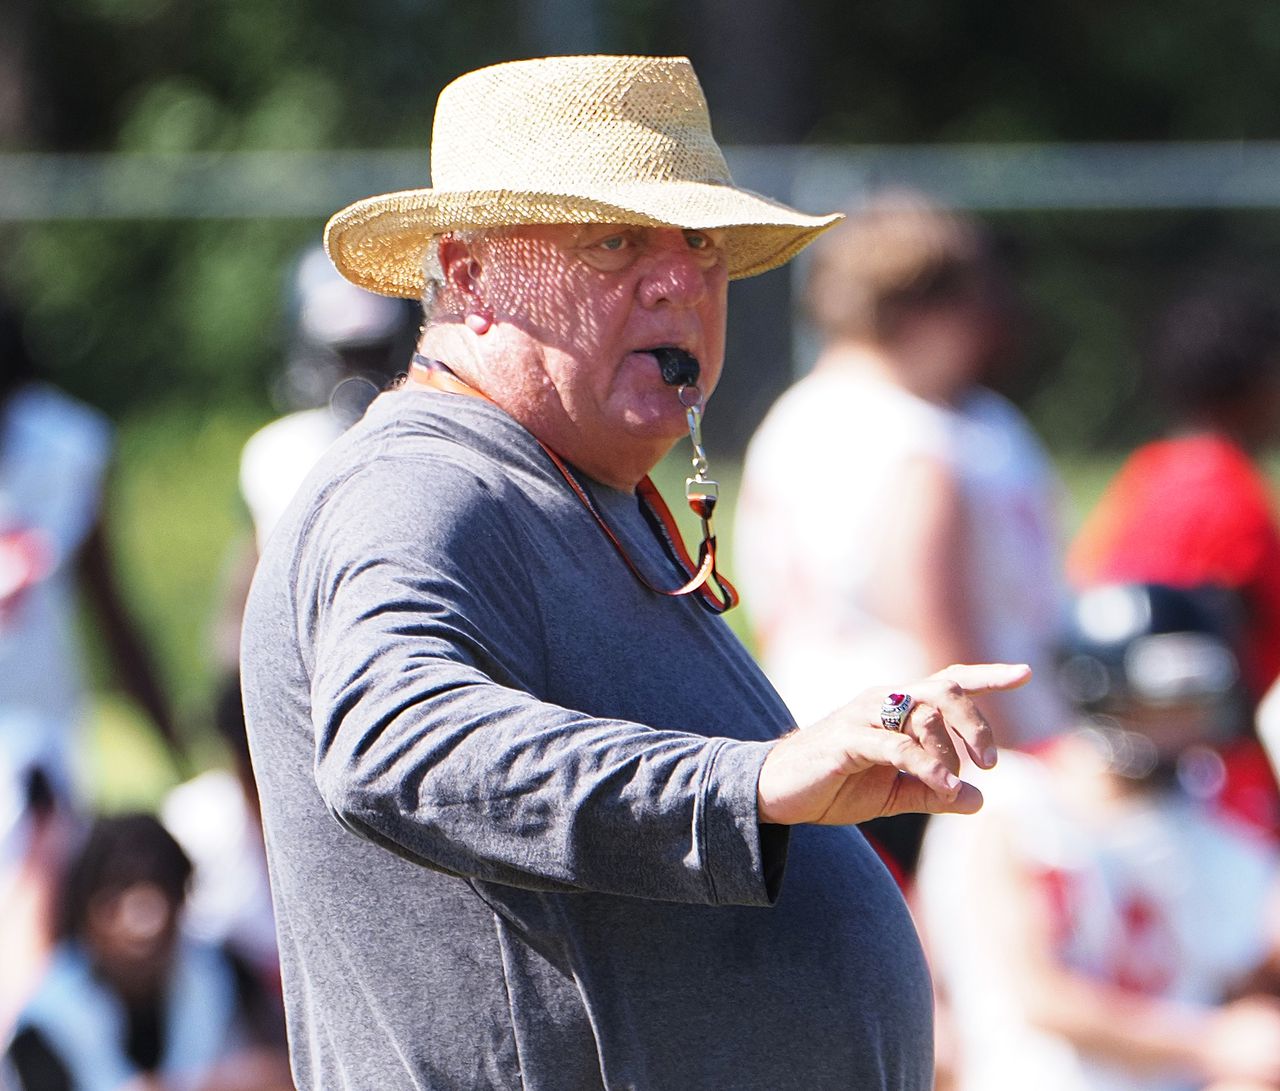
left=409, top=357, right=739, bottom=614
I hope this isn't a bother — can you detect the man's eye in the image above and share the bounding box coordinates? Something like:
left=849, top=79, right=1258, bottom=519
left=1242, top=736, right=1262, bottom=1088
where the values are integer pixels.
left=684, top=232, right=710, bottom=250
left=598, top=235, right=627, bottom=251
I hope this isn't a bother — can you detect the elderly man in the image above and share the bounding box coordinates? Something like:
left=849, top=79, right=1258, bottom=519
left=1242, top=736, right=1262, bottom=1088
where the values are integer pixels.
left=241, top=55, right=1027, bottom=1090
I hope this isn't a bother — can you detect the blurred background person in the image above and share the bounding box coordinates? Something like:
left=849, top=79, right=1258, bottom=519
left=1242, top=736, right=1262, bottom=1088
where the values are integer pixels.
left=0, top=750, right=67, bottom=1037
left=0, top=289, right=180, bottom=803
left=239, top=242, right=415, bottom=554
left=160, top=681, right=279, bottom=1015
left=1070, top=274, right=1280, bottom=840
left=175, top=244, right=416, bottom=1048
left=0, top=289, right=181, bottom=1050
left=210, top=244, right=416, bottom=679
left=734, top=190, right=1070, bottom=878
left=917, top=582, right=1280, bottom=1091
left=2, top=812, right=292, bottom=1091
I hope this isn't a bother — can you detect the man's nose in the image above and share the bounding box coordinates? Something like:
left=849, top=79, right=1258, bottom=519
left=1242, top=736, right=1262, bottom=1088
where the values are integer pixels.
left=637, top=241, right=711, bottom=309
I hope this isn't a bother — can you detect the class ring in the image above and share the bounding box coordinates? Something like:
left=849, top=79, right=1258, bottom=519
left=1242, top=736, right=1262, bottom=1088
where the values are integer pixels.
left=879, top=692, right=913, bottom=732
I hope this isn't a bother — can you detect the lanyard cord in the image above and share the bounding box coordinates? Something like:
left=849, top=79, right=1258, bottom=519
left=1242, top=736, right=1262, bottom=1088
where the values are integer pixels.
left=409, top=356, right=739, bottom=614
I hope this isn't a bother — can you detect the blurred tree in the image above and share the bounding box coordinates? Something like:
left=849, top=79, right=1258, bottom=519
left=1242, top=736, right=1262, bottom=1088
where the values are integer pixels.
left=683, top=0, right=818, bottom=142
left=6, top=0, right=1280, bottom=442
left=805, top=0, right=1280, bottom=143
left=0, top=0, right=524, bottom=416
left=0, top=0, right=40, bottom=145
left=517, top=0, right=604, bottom=54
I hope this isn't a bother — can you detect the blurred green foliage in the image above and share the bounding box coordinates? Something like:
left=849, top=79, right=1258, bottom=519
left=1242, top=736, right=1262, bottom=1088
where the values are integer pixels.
left=804, top=1, right=1280, bottom=144
left=7, top=0, right=1280, bottom=438
left=11, top=220, right=316, bottom=414
left=991, top=209, right=1280, bottom=453
left=76, top=402, right=266, bottom=795
left=106, top=402, right=265, bottom=710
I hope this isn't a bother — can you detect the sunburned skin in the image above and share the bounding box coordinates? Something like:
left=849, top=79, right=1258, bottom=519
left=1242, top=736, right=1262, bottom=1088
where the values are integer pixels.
left=648, top=346, right=701, bottom=388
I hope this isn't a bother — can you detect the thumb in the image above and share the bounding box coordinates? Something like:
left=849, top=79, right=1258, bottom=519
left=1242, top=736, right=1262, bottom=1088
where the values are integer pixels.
left=881, top=776, right=985, bottom=818
left=929, top=662, right=1032, bottom=696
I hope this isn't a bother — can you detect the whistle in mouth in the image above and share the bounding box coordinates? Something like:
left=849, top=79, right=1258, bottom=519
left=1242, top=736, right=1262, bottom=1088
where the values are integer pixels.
left=650, top=347, right=700, bottom=387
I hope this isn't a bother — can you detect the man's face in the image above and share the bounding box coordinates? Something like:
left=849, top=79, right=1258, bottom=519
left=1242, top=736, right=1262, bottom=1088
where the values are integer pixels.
left=460, top=223, right=729, bottom=487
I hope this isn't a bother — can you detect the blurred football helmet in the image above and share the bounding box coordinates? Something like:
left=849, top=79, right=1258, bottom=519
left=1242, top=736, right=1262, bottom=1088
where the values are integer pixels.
left=274, top=245, right=417, bottom=423
left=1056, top=583, right=1248, bottom=783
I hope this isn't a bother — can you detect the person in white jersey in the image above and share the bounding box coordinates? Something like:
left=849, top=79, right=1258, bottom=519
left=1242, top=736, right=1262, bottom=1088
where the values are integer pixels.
left=917, top=583, right=1280, bottom=1091
left=239, top=243, right=415, bottom=553
left=735, top=192, right=1069, bottom=879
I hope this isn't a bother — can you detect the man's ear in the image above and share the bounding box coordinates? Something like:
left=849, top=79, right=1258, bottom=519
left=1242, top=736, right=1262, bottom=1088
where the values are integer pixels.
left=438, top=236, right=481, bottom=297
left=438, top=235, right=492, bottom=333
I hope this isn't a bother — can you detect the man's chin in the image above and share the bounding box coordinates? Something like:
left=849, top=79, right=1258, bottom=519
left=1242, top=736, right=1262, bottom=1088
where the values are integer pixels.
left=618, top=410, right=687, bottom=446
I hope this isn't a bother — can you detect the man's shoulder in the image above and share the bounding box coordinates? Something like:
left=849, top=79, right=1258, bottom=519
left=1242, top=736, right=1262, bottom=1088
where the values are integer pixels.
left=248, top=393, right=573, bottom=619
left=280, top=392, right=545, bottom=535
left=335, top=390, right=550, bottom=490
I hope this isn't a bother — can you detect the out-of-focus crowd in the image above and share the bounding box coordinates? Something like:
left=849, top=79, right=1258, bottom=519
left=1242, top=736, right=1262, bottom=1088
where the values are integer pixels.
left=735, top=192, right=1280, bottom=1091
left=0, top=252, right=414, bottom=1091
left=6, top=190, right=1280, bottom=1090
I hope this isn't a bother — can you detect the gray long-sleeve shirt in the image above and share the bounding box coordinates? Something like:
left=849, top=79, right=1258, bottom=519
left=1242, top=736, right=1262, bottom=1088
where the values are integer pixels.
left=240, top=386, right=933, bottom=1090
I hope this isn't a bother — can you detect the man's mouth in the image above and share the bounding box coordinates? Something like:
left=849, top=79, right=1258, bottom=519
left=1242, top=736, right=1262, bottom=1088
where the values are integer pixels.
left=643, top=346, right=700, bottom=387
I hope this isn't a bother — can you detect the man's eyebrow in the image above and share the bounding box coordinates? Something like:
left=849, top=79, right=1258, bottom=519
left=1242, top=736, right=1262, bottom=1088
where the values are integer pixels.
left=575, top=224, right=630, bottom=240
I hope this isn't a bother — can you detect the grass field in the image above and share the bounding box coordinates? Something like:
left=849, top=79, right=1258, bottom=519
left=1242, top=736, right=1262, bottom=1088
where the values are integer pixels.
left=84, top=399, right=1130, bottom=810
left=84, top=401, right=270, bottom=809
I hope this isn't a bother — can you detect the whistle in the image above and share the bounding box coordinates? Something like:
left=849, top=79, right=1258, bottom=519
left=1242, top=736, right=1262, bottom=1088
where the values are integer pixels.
left=650, top=347, right=700, bottom=387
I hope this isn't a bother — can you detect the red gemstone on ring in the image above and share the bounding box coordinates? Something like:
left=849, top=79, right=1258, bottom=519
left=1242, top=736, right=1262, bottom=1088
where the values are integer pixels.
left=888, top=693, right=905, bottom=705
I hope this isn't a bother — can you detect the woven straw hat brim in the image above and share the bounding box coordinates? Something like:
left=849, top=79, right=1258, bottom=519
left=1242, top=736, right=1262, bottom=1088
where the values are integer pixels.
left=325, top=181, right=843, bottom=299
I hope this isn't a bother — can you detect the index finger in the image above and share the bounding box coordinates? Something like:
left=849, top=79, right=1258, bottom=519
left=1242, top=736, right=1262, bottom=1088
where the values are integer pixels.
left=913, top=676, right=999, bottom=769
left=928, top=662, right=1032, bottom=696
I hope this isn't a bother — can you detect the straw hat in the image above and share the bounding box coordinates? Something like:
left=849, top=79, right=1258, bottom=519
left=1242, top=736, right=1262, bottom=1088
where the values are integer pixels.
left=324, top=55, right=842, bottom=298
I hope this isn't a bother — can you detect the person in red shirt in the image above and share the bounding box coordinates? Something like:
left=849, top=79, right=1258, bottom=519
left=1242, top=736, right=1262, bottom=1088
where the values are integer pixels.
left=1070, top=273, right=1280, bottom=836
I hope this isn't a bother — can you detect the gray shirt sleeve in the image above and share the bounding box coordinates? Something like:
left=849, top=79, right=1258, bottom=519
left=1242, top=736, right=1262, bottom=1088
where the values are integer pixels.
left=294, top=453, right=782, bottom=906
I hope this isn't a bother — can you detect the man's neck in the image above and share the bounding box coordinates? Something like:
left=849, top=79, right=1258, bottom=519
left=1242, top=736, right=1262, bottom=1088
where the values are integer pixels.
left=406, top=346, right=669, bottom=492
